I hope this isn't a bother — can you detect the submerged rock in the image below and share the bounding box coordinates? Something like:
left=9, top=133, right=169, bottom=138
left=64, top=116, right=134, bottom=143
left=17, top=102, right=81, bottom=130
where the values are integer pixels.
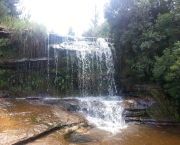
left=65, top=132, right=93, bottom=144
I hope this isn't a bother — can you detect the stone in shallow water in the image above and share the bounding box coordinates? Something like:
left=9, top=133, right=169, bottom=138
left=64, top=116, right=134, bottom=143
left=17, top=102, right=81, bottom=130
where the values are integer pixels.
left=65, top=132, right=93, bottom=144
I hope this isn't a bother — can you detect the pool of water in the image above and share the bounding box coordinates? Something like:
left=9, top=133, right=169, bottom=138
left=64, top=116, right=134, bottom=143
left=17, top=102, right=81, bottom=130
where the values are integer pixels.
left=30, top=124, right=180, bottom=145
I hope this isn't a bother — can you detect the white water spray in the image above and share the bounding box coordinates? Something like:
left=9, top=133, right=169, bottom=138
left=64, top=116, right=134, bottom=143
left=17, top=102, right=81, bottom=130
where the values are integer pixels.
left=78, top=97, right=126, bottom=134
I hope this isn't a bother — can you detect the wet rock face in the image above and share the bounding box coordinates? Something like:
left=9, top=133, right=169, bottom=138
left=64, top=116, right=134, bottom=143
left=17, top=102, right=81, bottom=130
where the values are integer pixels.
left=121, top=96, right=156, bottom=110
left=120, top=96, right=156, bottom=124
left=121, top=96, right=180, bottom=126
left=43, top=99, right=81, bottom=111
left=120, top=84, right=161, bottom=94
left=0, top=90, right=9, bottom=98
left=0, top=98, right=89, bottom=145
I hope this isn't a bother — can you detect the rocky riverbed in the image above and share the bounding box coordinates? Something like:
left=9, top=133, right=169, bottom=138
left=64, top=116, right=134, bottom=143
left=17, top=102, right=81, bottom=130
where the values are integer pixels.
left=0, top=96, right=180, bottom=145
left=0, top=97, right=89, bottom=145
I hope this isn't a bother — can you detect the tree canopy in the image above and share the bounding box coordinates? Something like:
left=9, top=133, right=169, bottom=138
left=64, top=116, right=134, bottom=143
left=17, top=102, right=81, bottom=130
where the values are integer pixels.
left=68, top=27, right=75, bottom=36
left=104, top=0, right=180, bottom=99
left=0, top=0, right=20, bottom=19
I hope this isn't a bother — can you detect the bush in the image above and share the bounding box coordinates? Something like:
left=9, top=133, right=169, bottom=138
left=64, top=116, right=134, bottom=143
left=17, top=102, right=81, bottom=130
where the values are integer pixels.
left=154, top=42, right=180, bottom=99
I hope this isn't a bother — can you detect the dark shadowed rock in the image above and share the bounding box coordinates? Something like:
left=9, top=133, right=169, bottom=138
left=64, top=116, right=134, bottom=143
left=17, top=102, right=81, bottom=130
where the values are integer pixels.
left=0, top=90, right=9, bottom=98
left=65, top=132, right=93, bottom=144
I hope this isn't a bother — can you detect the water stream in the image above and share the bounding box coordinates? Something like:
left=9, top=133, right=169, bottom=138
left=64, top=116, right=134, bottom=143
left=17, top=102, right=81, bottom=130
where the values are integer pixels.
left=49, top=35, right=125, bottom=133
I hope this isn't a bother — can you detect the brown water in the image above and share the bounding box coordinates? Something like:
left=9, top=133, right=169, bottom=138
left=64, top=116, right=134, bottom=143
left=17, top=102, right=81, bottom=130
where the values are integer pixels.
left=0, top=98, right=180, bottom=145
left=29, top=124, right=180, bottom=145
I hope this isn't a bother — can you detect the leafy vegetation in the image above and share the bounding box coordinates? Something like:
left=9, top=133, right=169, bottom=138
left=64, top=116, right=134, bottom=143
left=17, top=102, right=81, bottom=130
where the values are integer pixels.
left=0, top=0, right=47, bottom=60
left=68, top=27, right=75, bottom=36
left=0, top=0, right=48, bottom=96
left=82, top=4, right=110, bottom=37
left=53, top=67, right=70, bottom=92
left=0, top=0, right=180, bottom=121
left=147, top=90, right=180, bottom=121
left=154, top=42, right=180, bottom=99
left=0, top=67, right=48, bottom=96
left=103, top=0, right=180, bottom=90
left=101, top=0, right=180, bottom=120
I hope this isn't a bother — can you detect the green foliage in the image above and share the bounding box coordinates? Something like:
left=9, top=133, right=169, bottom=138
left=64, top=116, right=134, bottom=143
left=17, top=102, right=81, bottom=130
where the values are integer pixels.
left=82, top=21, right=111, bottom=38
left=68, top=27, right=75, bottom=36
left=82, top=28, right=94, bottom=37
left=95, top=22, right=111, bottom=37
left=4, top=0, right=21, bottom=17
left=154, top=42, right=180, bottom=99
left=82, top=5, right=110, bottom=38
left=90, top=5, right=99, bottom=29
left=0, top=0, right=47, bottom=60
left=0, top=0, right=10, bottom=19
left=0, top=38, right=11, bottom=58
left=105, top=0, right=155, bottom=81
left=155, top=13, right=180, bottom=50
left=147, top=90, right=180, bottom=121
left=104, top=0, right=180, bottom=84
left=0, top=16, right=47, bottom=59
left=0, top=38, right=10, bottom=47
left=0, top=0, right=49, bottom=97
left=53, top=68, right=70, bottom=92
left=0, top=0, right=21, bottom=20
left=0, top=69, right=8, bottom=88
left=0, top=66, right=48, bottom=96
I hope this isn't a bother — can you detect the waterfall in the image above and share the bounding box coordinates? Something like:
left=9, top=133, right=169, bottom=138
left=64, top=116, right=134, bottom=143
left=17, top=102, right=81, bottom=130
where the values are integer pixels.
left=47, top=33, right=50, bottom=91
left=49, top=35, right=117, bottom=96
left=49, top=34, right=125, bottom=133
left=78, top=97, right=126, bottom=134
left=50, top=36, right=117, bottom=96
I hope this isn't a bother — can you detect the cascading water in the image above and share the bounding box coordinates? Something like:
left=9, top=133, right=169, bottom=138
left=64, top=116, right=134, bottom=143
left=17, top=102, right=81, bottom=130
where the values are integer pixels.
left=49, top=34, right=126, bottom=133
left=47, top=33, right=50, bottom=91
left=75, top=38, right=117, bottom=96
left=78, top=96, right=126, bottom=134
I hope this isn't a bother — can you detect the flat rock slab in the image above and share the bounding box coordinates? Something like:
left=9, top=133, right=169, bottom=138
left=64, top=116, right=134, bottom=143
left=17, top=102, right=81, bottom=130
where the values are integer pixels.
left=0, top=98, right=86, bottom=145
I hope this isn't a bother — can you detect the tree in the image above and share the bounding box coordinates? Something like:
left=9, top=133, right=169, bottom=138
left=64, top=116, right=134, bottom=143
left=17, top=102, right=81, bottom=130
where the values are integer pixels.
left=82, top=28, right=94, bottom=37
left=4, top=0, right=21, bottom=17
left=0, top=0, right=9, bottom=19
left=68, top=27, right=75, bottom=36
left=90, top=5, right=99, bottom=29
left=83, top=5, right=100, bottom=37
left=0, top=0, right=21, bottom=21
left=154, top=42, right=180, bottom=99
left=104, top=0, right=180, bottom=82
left=82, top=21, right=111, bottom=38
left=95, top=21, right=111, bottom=37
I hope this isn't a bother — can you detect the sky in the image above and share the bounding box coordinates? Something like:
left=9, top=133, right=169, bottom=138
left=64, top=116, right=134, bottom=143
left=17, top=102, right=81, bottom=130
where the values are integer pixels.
left=20, top=0, right=109, bottom=36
